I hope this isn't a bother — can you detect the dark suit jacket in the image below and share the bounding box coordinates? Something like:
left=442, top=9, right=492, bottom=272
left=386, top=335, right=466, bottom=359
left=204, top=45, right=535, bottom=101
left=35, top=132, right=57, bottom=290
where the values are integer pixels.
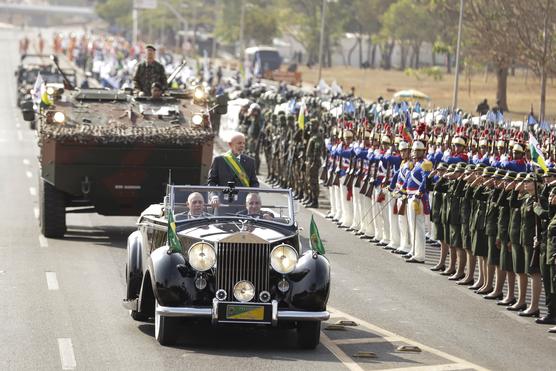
left=207, top=154, right=259, bottom=187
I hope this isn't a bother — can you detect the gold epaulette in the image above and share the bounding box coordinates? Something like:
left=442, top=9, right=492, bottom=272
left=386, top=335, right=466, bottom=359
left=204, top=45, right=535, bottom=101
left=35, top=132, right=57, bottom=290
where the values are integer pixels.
left=421, top=160, right=433, bottom=172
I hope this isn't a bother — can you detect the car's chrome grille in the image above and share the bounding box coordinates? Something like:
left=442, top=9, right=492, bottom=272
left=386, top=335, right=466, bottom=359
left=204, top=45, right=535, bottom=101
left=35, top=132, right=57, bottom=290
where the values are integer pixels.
left=216, top=242, right=270, bottom=301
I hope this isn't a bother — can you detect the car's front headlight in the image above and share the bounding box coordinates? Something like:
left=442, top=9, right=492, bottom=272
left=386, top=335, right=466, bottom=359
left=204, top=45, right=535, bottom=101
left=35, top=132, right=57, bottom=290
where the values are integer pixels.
left=270, top=244, right=298, bottom=274
left=53, top=111, right=65, bottom=124
left=188, top=242, right=216, bottom=271
left=193, top=86, right=205, bottom=100
left=233, top=280, right=255, bottom=302
left=191, top=114, right=203, bottom=125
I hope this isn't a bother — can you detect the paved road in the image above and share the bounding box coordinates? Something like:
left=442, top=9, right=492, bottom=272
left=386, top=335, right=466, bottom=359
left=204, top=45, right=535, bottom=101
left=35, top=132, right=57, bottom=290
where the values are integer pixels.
left=1, top=26, right=555, bottom=371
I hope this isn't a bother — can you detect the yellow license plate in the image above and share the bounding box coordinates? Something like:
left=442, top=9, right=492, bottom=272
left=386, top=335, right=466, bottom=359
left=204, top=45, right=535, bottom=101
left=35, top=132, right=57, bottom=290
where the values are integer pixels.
left=226, top=304, right=265, bottom=321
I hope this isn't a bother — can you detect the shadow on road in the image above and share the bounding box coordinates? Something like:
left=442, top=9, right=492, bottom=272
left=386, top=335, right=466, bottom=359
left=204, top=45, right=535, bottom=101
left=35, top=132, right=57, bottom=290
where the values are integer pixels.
left=62, top=225, right=136, bottom=249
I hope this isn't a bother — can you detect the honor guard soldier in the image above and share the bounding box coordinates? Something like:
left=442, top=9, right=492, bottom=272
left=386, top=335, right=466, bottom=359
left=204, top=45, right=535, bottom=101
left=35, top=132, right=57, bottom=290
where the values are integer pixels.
left=403, top=140, right=432, bottom=263
left=338, top=129, right=355, bottom=228
left=390, top=140, right=412, bottom=255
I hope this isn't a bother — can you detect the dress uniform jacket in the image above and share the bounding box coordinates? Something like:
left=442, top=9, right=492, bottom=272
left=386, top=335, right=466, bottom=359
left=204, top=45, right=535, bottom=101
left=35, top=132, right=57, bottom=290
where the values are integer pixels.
left=520, top=195, right=538, bottom=274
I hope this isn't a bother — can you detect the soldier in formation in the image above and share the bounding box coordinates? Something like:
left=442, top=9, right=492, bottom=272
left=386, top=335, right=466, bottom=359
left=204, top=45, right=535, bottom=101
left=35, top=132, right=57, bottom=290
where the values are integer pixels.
left=234, top=88, right=556, bottom=332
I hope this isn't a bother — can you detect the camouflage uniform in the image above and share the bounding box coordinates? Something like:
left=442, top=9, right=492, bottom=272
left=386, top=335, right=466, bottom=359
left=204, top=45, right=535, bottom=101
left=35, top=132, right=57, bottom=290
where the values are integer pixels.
left=133, top=60, right=167, bottom=96
left=304, top=119, right=325, bottom=207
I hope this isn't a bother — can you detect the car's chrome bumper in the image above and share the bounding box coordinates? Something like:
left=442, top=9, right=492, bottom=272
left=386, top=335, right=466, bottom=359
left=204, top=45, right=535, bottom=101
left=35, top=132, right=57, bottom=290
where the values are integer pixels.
left=152, top=299, right=329, bottom=324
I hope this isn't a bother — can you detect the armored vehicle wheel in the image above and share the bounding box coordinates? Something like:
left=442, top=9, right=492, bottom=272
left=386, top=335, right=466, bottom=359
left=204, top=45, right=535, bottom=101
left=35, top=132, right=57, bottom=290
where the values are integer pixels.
left=39, top=179, right=66, bottom=238
left=154, top=300, right=178, bottom=346
left=297, top=321, right=321, bottom=349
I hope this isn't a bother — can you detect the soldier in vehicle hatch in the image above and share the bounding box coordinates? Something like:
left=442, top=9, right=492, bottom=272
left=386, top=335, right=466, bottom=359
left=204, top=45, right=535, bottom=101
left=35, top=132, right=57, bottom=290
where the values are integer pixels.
left=133, top=44, right=167, bottom=96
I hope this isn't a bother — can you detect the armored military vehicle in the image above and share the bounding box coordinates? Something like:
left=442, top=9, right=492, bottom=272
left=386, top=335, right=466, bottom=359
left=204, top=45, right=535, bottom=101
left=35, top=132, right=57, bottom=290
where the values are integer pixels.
left=23, top=56, right=226, bottom=238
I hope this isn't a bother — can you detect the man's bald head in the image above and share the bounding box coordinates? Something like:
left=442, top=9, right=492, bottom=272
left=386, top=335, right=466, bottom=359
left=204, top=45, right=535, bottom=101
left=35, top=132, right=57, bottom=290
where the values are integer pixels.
left=228, top=132, right=246, bottom=156
left=246, top=193, right=262, bottom=215
left=187, top=192, right=205, bottom=216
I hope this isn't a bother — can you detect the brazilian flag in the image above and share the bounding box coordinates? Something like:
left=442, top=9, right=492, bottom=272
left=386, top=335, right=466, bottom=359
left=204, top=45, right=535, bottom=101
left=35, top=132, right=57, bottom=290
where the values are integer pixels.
left=309, top=215, right=325, bottom=255
left=167, top=208, right=182, bottom=253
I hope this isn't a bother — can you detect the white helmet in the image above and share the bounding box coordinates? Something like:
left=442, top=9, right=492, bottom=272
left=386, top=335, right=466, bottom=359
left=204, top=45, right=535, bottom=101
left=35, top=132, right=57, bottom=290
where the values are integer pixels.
left=412, top=140, right=425, bottom=150
left=399, top=141, right=410, bottom=151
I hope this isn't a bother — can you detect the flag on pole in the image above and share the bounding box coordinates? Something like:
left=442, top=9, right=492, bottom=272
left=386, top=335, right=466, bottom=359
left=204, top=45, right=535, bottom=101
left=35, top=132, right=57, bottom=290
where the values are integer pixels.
left=297, top=99, right=305, bottom=130
left=529, top=133, right=548, bottom=174
left=31, top=72, right=44, bottom=106
left=167, top=208, right=183, bottom=253
left=309, top=215, right=325, bottom=255
left=401, top=111, right=413, bottom=144
left=527, top=114, right=538, bottom=126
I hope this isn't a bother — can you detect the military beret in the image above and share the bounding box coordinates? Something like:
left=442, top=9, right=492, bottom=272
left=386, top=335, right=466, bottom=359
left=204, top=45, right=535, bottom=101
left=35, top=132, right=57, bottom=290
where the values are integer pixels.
left=447, top=163, right=458, bottom=172
left=515, top=172, right=528, bottom=181
left=454, top=162, right=466, bottom=172
left=503, top=171, right=517, bottom=180
left=542, top=168, right=556, bottom=178
left=494, top=169, right=507, bottom=179
left=524, top=172, right=540, bottom=182
left=436, top=162, right=448, bottom=171
left=145, top=44, right=156, bottom=51
left=482, top=166, right=496, bottom=177
left=464, top=164, right=476, bottom=174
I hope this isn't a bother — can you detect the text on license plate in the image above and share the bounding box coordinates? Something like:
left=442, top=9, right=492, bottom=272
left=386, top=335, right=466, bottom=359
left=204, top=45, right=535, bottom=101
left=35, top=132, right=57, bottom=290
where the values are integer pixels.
left=226, top=304, right=265, bottom=320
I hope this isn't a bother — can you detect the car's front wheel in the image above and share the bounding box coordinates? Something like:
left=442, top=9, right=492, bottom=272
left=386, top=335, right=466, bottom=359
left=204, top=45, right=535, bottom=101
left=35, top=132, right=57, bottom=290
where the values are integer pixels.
left=297, top=321, right=321, bottom=349
left=154, top=300, right=178, bottom=346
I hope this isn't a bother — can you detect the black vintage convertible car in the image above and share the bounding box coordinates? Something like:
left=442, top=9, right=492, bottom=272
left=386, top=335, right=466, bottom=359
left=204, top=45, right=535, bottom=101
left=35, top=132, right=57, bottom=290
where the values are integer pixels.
left=123, top=184, right=330, bottom=348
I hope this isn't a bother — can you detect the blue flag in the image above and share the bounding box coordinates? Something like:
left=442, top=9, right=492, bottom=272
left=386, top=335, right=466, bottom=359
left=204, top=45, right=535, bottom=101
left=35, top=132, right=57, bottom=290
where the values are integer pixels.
left=528, top=114, right=538, bottom=126
left=414, top=101, right=421, bottom=113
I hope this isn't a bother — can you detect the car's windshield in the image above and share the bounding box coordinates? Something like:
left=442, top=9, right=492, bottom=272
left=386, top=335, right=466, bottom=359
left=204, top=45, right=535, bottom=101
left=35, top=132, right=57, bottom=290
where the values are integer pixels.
left=168, top=185, right=294, bottom=226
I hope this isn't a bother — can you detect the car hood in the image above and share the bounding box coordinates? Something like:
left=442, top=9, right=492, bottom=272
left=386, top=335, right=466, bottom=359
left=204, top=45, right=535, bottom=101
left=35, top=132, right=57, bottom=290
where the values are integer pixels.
left=178, top=221, right=292, bottom=244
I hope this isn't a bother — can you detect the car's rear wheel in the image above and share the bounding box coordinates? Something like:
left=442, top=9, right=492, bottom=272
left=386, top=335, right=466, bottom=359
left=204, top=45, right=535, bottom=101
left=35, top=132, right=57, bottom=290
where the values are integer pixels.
left=154, top=300, right=178, bottom=346
left=297, top=321, right=321, bottom=349
left=39, top=179, right=66, bottom=238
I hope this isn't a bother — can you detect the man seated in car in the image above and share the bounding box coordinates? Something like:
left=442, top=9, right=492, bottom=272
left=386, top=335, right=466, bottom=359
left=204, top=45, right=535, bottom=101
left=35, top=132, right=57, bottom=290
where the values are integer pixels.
left=237, top=193, right=273, bottom=220
left=185, top=192, right=211, bottom=219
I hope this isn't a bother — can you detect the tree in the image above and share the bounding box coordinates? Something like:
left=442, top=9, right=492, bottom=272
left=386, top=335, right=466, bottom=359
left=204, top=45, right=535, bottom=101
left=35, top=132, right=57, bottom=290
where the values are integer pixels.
left=379, top=0, right=433, bottom=70
left=499, top=0, right=556, bottom=121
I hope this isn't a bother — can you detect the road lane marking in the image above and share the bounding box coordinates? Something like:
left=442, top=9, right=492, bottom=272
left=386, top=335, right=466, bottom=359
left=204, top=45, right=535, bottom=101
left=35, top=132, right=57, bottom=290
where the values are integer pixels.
left=33, top=207, right=39, bottom=219
left=22, top=158, right=30, bottom=166
left=39, top=235, right=48, bottom=248
left=320, top=332, right=364, bottom=371
left=25, top=170, right=32, bottom=178
left=29, top=187, right=36, bottom=196
left=327, top=306, right=487, bottom=371
left=376, top=364, right=472, bottom=371
left=333, top=336, right=399, bottom=345
left=45, top=272, right=59, bottom=290
left=57, top=338, right=77, bottom=370
left=17, top=130, right=23, bottom=141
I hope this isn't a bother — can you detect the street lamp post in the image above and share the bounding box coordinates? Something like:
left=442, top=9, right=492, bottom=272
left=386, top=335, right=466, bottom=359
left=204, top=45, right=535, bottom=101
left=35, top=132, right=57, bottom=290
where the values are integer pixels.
left=317, top=0, right=327, bottom=82
left=239, top=0, right=246, bottom=61
left=452, top=0, right=464, bottom=111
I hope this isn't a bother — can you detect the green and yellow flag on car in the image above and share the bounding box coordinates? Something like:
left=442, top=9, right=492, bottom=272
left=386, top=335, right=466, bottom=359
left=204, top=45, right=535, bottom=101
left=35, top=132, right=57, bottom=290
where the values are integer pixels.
left=167, top=208, right=182, bottom=253
left=309, top=215, right=325, bottom=255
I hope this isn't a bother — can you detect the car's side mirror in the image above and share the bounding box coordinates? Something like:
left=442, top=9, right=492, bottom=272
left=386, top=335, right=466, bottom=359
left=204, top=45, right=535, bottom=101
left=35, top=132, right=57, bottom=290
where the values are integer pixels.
left=21, top=101, right=35, bottom=122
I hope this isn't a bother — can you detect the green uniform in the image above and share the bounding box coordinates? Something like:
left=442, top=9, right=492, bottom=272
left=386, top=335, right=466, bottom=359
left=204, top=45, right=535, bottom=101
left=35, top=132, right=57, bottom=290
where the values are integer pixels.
left=305, top=129, right=325, bottom=205
left=520, top=195, right=538, bottom=275
left=471, top=186, right=488, bottom=257
left=460, top=182, right=473, bottom=250
left=447, top=179, right=462, bottom=248
left=431, top=178, right=448, bottom=242
left=485, top=188, right=501, bottom=265
left=133, top=60, right=167, bottom=95
left=508, top=190, right=525, bottom=273
left=496, top=189, right=513, bottom=272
